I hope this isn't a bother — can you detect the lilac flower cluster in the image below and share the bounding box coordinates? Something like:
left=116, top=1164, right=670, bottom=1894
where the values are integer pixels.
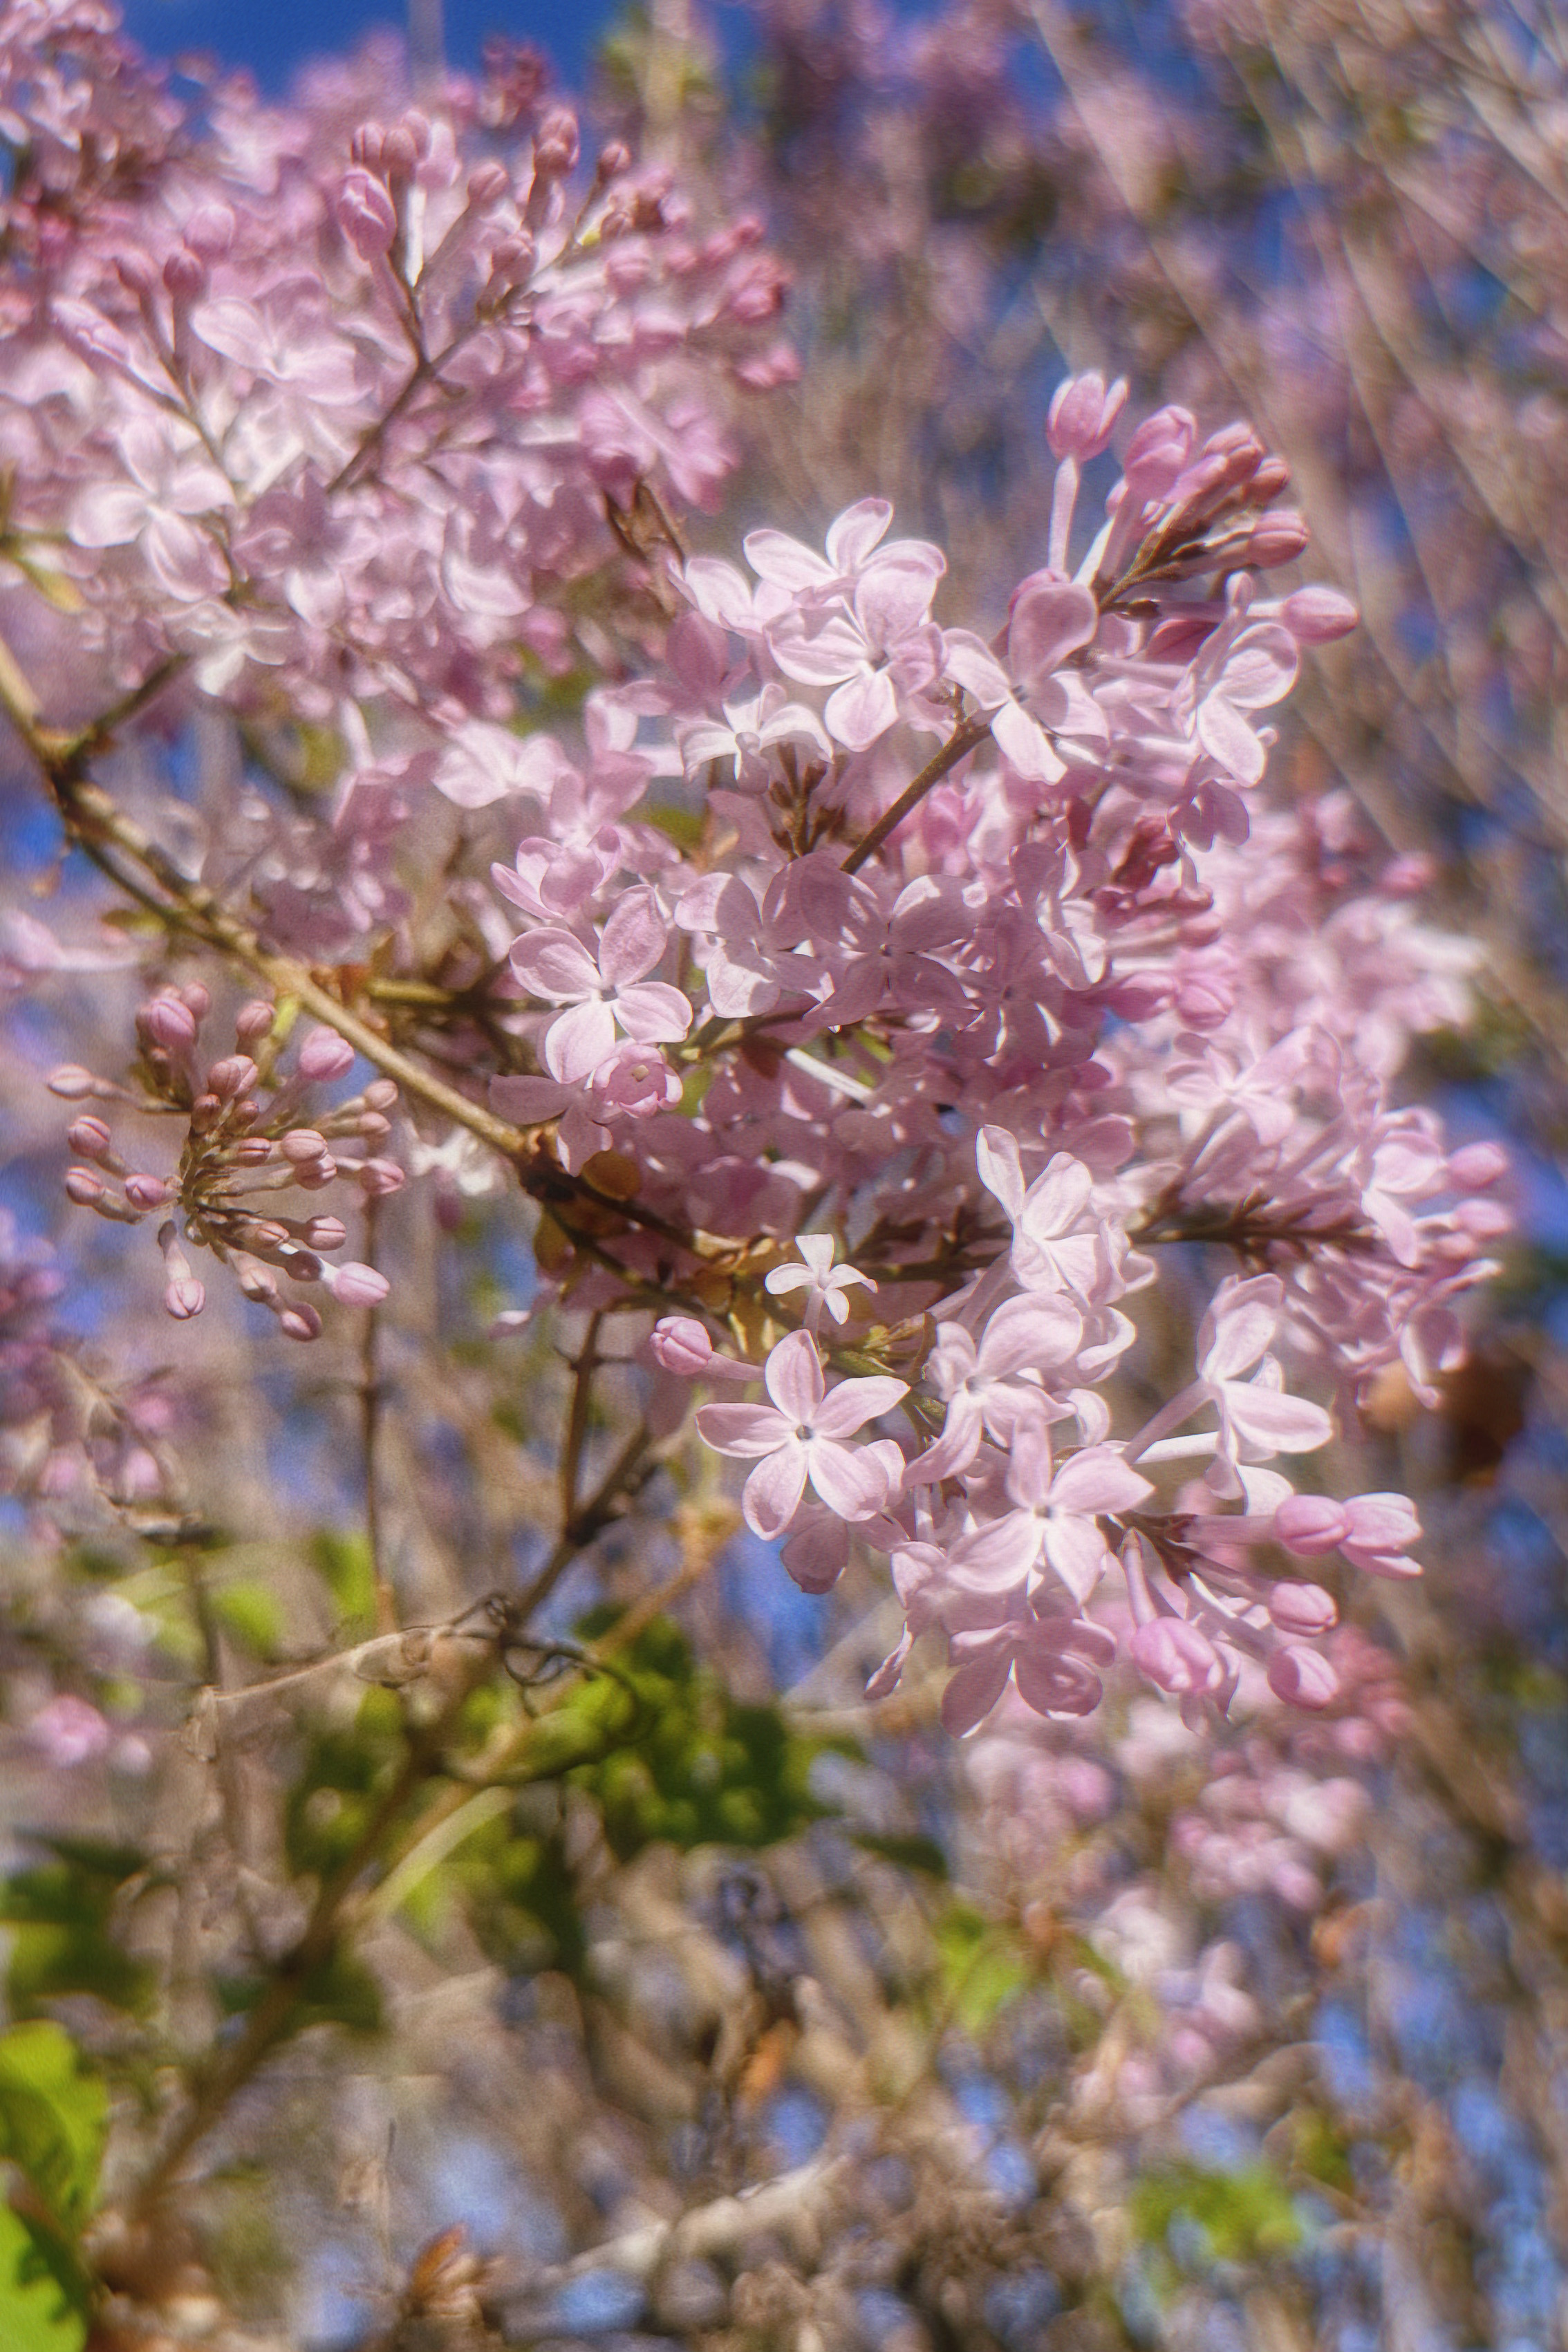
left=52, top=989, right=395, bottom=1338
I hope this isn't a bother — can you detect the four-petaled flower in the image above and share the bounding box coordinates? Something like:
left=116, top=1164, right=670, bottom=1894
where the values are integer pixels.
left=696, top=1329, right=907, bottom=1540
left=509, top=888, right=692, bottom=1085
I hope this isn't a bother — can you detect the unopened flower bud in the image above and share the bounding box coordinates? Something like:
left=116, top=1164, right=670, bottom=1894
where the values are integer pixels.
left=281, top=1128, right=328, bottom=1164
left=48, top=1065, right=100, bottom=1099
left=350, top=124, right=386, bottom=171
left=280, top=1304, right=323, bottom=1342
left=1267, top=1581, right=1338, bottom=1636
left=232, top=1137, right=274, bottom=1165
left=1448, top=1140, right=1509, bottom=1189
left=357, top=1158, right=406, bottom=1196
left=1267, top=1643, right=1339, bottom=1709
left=327, top=1261, right=391, bottom=1308
left=1272, top=1494, right=1349, bottom=1556
left=115, top=249, right=158, bottom=296
left=206, top=1054, right=258, bottom=1101
left=467, top=159, right=512, bottom=207
left=1246, top=510, right=1309, bottom=567
left=364, top=1079, right=399, bottom=1111
left=597, top=140, right=631, bottom=178
left=1250, top=456, right=1291, bottom=503
left=190, top=1093, right=223, bottom=1132
left=295, top=1155, right=338, bottom=1190
left=353, top=1111, right=391, bottom=1141
left=1047, top=371, right=1128, bottom=462
left=184, top=203, right=236, bottom=257
left=64, top=1166, right=106, bottom=1206
left=382, top=125, right=418, bottom=182
left=124, top=1174, right=171, bottom=1209
left=164, top=1275, right=205, bottom=1320
left=534, top=105, right=580, bottom=176
left=1278, top=586, right=1359, bottom=643
left=297, top=1026, right=356, bottom=1083
left=67, top=1117, right=115, bottom=1161
left=1130, top=1617, right=1224, bottom=1696
left=302, top=1215, right=347, bottom=1251
left=234, top=1000, right=276, bottom=1044
left=335, top=168, right=398, bottom=259
left=651, top=1316, right=716, bottom=1375
left=142, top=994, right=198, bottom=1050
left=487, top=230, right=535, bottom=286
left=180, top=982, right=212, bottom=1020
left=162, top=245, right=206, bottom=299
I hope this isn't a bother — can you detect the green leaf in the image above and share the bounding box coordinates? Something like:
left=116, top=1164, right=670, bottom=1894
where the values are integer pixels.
left=0, top=1842, right=153, bottom=2019
left=852, top=1831, right=949, bottom=1879
left=309, top=1529, right=376, bottom=1634
left=558, top=1616, right=834, bottom=1862
left=1131, top=2161, right=1303, bottom=2266
left=211, top=1579, right=285, bottom=1659
left=0, top=2025, right=106, bottom=2230
left=0, top=2201, right=87, bottom=2352
left=934, top=1901, right=1028, bottom=2035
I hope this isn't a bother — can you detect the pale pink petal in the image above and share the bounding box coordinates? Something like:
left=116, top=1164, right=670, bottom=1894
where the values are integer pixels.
left=976, top=1126, right=1025, bottom=1221
left=1195, top=691, right=1267, bottom=785
left=1047, top=1448, right=1153, bottom=1516
left=805, top=1437, right=890, bottom=1520
left=696, top=1401, right=796, bottom=1457
left=543, top=999, right=617, bottom=1085
left=1221, top=1382, right=1333, bottom=1454
left=940, top=1641, right=1014, bottom=1736
left=1042, top=1515, right=1110, bottom=1604
left=614, top=982, right=693, bottom=1043
left=823, top=666, right=900, bottom=750
left=510, top=928, right=602, bottom=1001
left=597, top=890, right=669, bottom=987
left=1015, top=1648, right=1101, bottom=1719
left=743, top=1444, right=810, bottom=1538
left=764, top=1329, right=825, bottom=1423
left=810, top=1373, right=907, bottom=1441
left=1007, top=577, right=1097, bottom=689
left=823, top=498, right=893, bottom=571
left=743, top=528, right=834, bottom=591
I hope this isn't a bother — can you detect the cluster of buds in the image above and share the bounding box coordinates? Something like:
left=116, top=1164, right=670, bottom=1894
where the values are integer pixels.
left=50, top=989, right=400, bottom=1340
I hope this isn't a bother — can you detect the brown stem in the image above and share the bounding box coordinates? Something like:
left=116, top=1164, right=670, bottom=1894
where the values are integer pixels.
left=840, top=714, right=992, bottom=875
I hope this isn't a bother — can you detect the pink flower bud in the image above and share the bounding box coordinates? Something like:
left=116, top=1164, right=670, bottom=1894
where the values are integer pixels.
left=1249, top=456, right=1291, bottom=502
left=488, top=231, right=536, bottom=285
left=364, top=1080, right=399, bottom=1112
left=651, top=1316, right=716, bottom=1375
left=467, top=160, right=512, bottom=206
left=303, top=1216, right=347, bottom=1251
left=1267, top=1644, right=1339, bottom=1709
left=48, top=1065, right=100, bottom=1099
left=164, top=1275, right=205, bottom=1320
left=162, top=245, right=206, bottom=299
left=1245, top=510, right=1309, bottom=567
left=382, top=126, right=418, bottom=182
left=1448, top=1140, right=1508, bottom=1190
left=281, top=1129, right=328, bottom=1164
left=67, top=1117, right=114, bottom=1161
left=206, top=1055, right=258, bottom=1101
left=598, top=140, right=631, bottom=178
left=357, top=1158, right=407, bottom=1197
left=328, top=1261, right=391, bottom=1308
left=1129, top=1617, right=1224, bottom=1695
left=335, top=167, right=398, bottom=258
left=1047, top=371, right=1128, bottom=462
left=1278, top=586, right=1359, bottom=643
left=280, top=1304, right=323, bottom=1343
left=124, top=1174, right=171, bottom=1210
left=142, top=994, right=198, bottom=1049
left=534, top=106, right=580, bottom=176
left=297, top=1026, right=356, bottom=1083
left=180, top=982, right=212, bottom=1020
left=184, top=203, right=236, bottom=257
left=1272, top=1494, right=1350, bottom=1556
left=64, top=1167, right=105, bottom=1206
left=294, top=1155, right=338, bottom=1191
left=232, top=1137, right=274, bottom=1166
left=353, top=1112, right=391, bottom=1141
left=350, top=123, right=386, bottom=172
left=1267, top=1581, right=1338, bottom=1636
left=234, top=1000, right=276, bottom=1044
left=115, top=249, right=158, bottom=296
left=190, top=1094, right=223, bottom=1132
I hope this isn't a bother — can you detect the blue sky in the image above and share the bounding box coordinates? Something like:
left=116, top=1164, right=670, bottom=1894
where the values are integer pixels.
left=121, top=0, right=615, bottom=91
